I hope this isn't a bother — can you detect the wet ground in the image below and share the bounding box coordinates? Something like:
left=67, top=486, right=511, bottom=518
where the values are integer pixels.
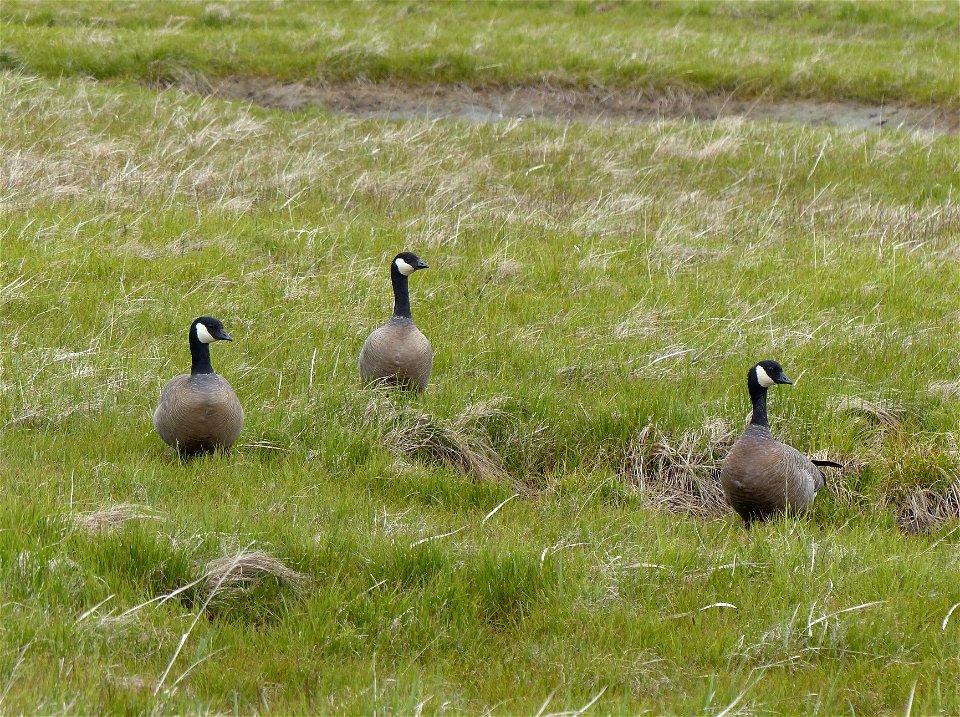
left=213, top=77, right=958, bottom=135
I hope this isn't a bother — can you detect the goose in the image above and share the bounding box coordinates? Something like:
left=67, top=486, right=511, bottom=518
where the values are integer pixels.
left=358, top=251, right=432, bottom=392
left=153, top=316, right=244, bottom=457
left=720, top=360, right=841, bottom=526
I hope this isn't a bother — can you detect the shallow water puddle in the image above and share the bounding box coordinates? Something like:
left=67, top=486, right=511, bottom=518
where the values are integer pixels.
left=211, top=77, right=958, bottom=135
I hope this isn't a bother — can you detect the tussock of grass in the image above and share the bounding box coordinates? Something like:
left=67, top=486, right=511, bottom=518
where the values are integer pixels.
left=928, top=380, right=960, bottom=401
left=896, top=481, right=960, bottom=534
left=74, top=504, right=162, bottom=534
left=145, top=58, right=212, bottom=94
left=831, top=395, right=907, bottom=429
left=368, top=395, right=510, bottom=482
left=201, top=549, right=307, bottom=601
left=623, top=420, right=734, bottom=517
left=470, top=548, right=560, bottom=627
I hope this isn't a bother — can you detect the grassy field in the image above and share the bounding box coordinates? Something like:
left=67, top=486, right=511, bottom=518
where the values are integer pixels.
left=1, top=0, right=958, bottom=107
left=1, top=1, right=960, bottom=714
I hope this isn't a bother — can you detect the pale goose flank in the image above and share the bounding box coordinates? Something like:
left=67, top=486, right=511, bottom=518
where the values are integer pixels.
left=720, top=360, right=841, bottom=526
left=153, top=316, right=244, bottom=457
left=358, top=252, right=433, bottom=392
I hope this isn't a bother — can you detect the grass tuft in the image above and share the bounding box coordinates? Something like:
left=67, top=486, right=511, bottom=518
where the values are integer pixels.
left=200, top=548, right=308, bottom=602
left=895, top=481, right=960, bottom=534
left=144, top=57, right=211, bottom=93
left=622, top=419, right=734, bottom=517
left=368, top=395, right=509, bottom=482
left=928, top=380, right=960, bottom=401
left=74, top=504, right=162, bottom=534
left=831, top=395, right=907, bottom=430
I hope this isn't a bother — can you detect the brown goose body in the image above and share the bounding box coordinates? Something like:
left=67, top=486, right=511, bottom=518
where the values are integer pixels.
left=721, top=423, right=824, bottom=524
left=153, top=373, right=243, bottom=456
left=358, top=316, right=433, bottom=392
left=720, top=360, right=839, bottom=526
left=359, top=251, right=432, bottom=392
left=153, top=316, right=243, bottom=457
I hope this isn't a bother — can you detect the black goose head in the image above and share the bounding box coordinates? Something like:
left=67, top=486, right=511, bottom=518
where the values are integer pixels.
left=188, top=316, right=232, bottom=375
left=191, top=316, right=233, bottom=344
left=745, top=359, right=792, bottom=428
left=390, top=252, right=428, bottom=320
left=392, top=252, right=429, bottom=277
left=748, top=359, right=793, bottom=390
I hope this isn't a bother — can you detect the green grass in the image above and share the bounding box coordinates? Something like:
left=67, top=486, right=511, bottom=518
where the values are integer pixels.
left=1, top=1, right=960, bottom=713
left=1, top=0, right=958, bottom=106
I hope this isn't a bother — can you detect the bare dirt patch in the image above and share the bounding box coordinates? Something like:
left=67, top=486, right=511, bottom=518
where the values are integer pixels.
left=212, top=77, right=958, bottom=135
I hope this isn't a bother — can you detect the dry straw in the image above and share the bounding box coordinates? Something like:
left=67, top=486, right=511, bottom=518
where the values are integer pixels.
left=896, top=481, right=960, bottom=534
left=368, top=395, right=511, bottom=481
left=200, top=549, right=308, bottom=600
left=830, top=395, right=906, bottom=429
left=623, top=419, right=735, bottom=517
left=74, top=504, right=162, bottom=534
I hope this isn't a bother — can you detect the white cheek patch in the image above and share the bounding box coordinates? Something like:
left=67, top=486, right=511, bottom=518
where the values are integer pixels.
left=195, top=323, right=216, bottom=344
left=755, top=365, right=775, bottom=388
left=395, top=257, right=416, bottom=276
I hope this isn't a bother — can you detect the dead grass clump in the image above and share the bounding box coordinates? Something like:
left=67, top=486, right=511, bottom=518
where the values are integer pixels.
left=201, top=549, right=308, bottom=600
left=656, top=243, right=725, bottom=268
left=489, top=257, right=522, bottom=281
left=145, top=58, right=211, bottom=93
left=368, top=396, right=509, bottom=481
left=895, top=481, right=960, bottom=534
left=74, top=504, right=161, bottom=534
left=623, top=419, right=735, bottom=517
left=830, top=395, right=906, bottom=429
left=201, top=4, right=232, bottom=24
left=821, top=456, right=865, bottom=507
left=928, top=380, right=960, bottom=401
left=614, top=307, right=669, bottom=340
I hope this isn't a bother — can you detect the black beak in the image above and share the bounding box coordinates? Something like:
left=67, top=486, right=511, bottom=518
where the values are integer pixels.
left=416, top=261, right=429, bottom=270
left=217, top=330, right=233, bottom=342
left=777, top=374, right=793, bottom=385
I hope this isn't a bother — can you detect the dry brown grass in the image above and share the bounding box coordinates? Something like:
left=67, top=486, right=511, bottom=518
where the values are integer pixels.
left=74, top=503, right=162, bottom=534
left=368, top=395, right=510, bottom=481
left=623, top=419, right=735, bottom=517
left=928, top=380, right=960, bottom=401
left=895, top=480, right=960, bottom=534
left=200, top=549, right=308, bottom=600
left=830, top=395, right=907, bottom=430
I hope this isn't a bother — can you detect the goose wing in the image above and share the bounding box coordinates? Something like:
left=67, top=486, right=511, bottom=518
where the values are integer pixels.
left=781, top=444, right=826, bottom=495
left=721, top=433, right=824, bottom=519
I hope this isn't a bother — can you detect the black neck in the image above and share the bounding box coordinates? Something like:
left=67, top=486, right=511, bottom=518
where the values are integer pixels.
left=391, top=264, right=412, bottom=319
left=748, top=378, right=769, bottom=427
left=189, top=328, right=215, bottom=375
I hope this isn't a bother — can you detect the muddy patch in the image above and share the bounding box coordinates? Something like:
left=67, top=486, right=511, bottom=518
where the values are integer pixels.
left=212, top=77, right=958, bottom=135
